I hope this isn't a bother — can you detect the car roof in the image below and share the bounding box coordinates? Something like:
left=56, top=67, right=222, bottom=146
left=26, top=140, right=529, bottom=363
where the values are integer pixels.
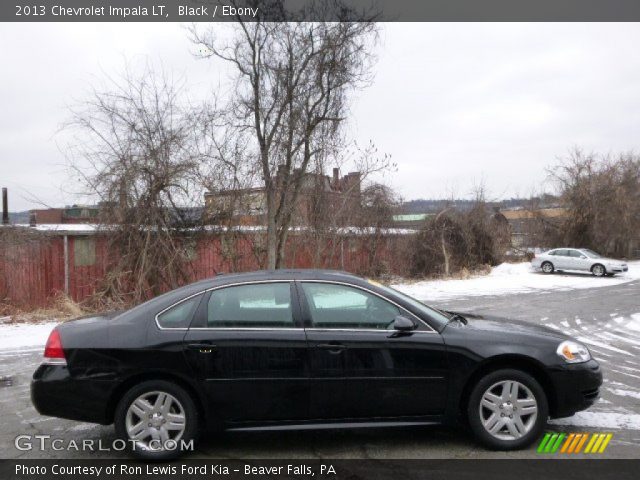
left=214, top=268, right=363, bottom=283
left=179, top=269, right=366, bottom=292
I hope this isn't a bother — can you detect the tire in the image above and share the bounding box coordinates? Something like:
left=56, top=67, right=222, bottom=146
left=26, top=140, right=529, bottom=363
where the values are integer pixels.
left=591, top=264, right=606, bottom=277
left=114, top=380, right=198, bottom=460
left=541, top=261, right=554, bottom=274
left=467, top=369, right=548, bottom=450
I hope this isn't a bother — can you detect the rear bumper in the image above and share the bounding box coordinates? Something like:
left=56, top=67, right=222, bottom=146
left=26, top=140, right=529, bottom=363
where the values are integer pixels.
left=31, top=364, right=113, bottom=425
left=548, top=359, right=603, bottom=418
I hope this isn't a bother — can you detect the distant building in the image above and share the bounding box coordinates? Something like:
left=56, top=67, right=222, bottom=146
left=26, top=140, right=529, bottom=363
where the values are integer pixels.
left=29, top=204, right=101, bottom=225
left=204, top=167, right=362, bottom=226
left=501, top=207, right=568, bottom=246
left=391, top=213, right=433, bottom=229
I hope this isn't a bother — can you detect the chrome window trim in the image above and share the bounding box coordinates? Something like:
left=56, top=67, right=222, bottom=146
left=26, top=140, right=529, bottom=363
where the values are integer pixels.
left=155, top=278, right=437, bottom=333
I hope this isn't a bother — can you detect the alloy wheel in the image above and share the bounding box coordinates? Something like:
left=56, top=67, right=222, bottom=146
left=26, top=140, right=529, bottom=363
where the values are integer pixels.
left=478, top=380, right=538, bottom=441
left=125, top=391, right=186, bottom=451
left=542, top=263, right=553, bottom=273
left=592, top=265, right=605, bottom=277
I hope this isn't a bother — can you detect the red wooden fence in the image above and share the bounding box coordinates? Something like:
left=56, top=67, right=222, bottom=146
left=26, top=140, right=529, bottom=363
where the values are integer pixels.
left=0, top=230, right=411, bottom=309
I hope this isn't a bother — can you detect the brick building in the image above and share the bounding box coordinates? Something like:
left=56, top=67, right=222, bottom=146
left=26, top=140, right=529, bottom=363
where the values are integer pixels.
left=204, top=167, right=362, bottom=226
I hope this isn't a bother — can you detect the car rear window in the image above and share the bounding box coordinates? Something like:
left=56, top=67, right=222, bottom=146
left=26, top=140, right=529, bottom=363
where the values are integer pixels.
left=157, top=294, right=202, bottom=328
left=206, top=283, right=294, bottom=328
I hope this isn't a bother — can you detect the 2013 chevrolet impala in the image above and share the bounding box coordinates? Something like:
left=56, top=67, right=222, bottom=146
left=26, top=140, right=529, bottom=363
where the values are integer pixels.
left=31, top=270, right=602, bottom=459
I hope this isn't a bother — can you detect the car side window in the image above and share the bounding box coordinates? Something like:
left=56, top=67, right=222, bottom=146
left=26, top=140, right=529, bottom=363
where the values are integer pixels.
left=301, top=282, right=401, bottom=330
left=568, top=250, right=583, bottom=258
left=157, top=294, right=202, bottom=328
left=206, top=283, right=294, bottom=328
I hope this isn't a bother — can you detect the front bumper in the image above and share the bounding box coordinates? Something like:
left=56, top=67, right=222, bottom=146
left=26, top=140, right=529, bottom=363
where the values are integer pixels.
left=31, top=364, right=114, bottom=425
left=608, top=265, right=628, bottom=273
left=548, top=359, right=603, bottom=418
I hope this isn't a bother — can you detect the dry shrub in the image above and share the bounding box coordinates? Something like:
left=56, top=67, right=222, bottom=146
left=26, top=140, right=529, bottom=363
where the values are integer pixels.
left=408, top=203, right=511, bottom=278
left=3, top=293, right=86, bottom=325
left=547, top=150, right=640, bottom=258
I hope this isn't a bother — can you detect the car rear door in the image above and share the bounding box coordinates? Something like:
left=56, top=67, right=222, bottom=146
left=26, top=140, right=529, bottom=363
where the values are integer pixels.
left=183, top=281, right=309, bottom=425
left=552, top=249, right=571, bottom=269
left=298, top=281, right=448, bottom=421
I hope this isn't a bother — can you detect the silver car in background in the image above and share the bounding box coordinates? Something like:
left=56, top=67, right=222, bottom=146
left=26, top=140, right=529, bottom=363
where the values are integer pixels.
left=531, top=248, right=628, bottom=277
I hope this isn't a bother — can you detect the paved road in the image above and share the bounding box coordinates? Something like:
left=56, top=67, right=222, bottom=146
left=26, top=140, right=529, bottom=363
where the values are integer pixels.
left=1, top=273, right=639, bottom=459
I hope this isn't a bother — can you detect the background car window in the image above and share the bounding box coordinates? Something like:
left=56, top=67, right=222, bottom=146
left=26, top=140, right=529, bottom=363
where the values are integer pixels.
left=207, top=283, right=293, bottom=328
left=157, top=294, right=202, bottom=328
left=547, top=250, right=558, bottom=256
left=301, top=283, right=400, bottom=330
left=555, top=249, right=569, bottom=256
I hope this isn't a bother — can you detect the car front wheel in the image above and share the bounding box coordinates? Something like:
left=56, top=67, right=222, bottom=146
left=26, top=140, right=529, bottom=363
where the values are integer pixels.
left=114, top=380, right=198, bottom=460
left=591, top=264, right=606, bottom=277
left=467, top=369, right=548, bottom=450
left=541, top=261, right=554, bottom=274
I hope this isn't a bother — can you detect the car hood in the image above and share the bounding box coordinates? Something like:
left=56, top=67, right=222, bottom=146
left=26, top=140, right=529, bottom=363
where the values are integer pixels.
left=448, top=311, right=567, bottom=340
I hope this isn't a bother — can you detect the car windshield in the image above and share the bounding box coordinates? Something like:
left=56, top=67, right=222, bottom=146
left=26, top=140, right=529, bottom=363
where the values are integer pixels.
left=371, top=282, right=451, bottom=330
left=581, top=249, right=601, bottom=258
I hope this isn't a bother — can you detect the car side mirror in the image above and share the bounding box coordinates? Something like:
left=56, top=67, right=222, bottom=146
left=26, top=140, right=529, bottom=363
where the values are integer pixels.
left=393, top=315, right=417, bottom=331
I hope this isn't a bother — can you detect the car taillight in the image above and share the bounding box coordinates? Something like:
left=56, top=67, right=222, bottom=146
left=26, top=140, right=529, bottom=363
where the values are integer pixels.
left=43, top=329, right=66, bottom=365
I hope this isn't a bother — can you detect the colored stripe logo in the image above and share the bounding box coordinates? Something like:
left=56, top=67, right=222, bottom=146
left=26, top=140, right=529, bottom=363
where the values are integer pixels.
left=537, top=432, right=612, bottom=454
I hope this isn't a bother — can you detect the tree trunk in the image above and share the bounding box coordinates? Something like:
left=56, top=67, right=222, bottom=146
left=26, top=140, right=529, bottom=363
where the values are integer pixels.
left=441, top=230, right=450, bottom=276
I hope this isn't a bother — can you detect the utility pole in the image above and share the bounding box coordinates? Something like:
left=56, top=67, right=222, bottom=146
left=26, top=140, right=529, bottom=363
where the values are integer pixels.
left=2, top=188, right=8, bottom=224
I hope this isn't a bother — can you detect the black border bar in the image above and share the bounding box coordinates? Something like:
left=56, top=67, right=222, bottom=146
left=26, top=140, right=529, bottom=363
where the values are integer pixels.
left=3, top=0, right=640, bottom=22
left=2, top=459, right=640, bottom=480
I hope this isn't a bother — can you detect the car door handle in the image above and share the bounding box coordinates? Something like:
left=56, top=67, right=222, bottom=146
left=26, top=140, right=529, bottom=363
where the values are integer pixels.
left=187, top=343, right=217, bottom=353
left=317, top=343, right=346, bottom=353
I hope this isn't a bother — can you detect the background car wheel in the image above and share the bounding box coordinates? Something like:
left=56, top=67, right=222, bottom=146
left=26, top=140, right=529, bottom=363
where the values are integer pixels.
left=114, top=380, right=198, bottom=460
left=467, top=369, right=548, bottom=450
left=591, top=264, right=606, bottom=277
left=541, top=261, right=554, bottom=274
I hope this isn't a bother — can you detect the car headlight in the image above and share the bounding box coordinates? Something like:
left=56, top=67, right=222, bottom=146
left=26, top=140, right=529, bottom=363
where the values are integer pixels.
left=556, top=340, right=591, bottom=363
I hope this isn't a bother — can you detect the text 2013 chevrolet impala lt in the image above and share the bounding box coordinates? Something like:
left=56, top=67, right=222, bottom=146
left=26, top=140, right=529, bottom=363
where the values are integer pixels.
left=31, top=270, right=602, bottom=459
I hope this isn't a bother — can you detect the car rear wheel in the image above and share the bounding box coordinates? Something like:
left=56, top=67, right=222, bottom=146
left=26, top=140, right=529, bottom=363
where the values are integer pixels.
left=468, top=369, right=548, bottom=450
left=541, top=261, right=554, bottom=274
left=591, top=264, right=606, bottom=277
left=114, top=380, right=198, bottom=460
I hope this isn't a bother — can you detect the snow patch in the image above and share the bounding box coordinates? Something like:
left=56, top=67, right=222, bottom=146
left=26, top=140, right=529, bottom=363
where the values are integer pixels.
left=607, top=388, right=640, bottom=400
left=550, top=412, right=640, bottom=430
left=392, top=261, right=640, bottom=302
left=0, top=322, right=59, bottom=350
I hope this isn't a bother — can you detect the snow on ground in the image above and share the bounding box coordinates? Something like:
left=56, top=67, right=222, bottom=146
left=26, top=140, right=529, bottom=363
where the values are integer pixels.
left=550, top=412, right=640, bottom=430
left=392, top=261, right=640, bottom=302
left=0, top=322, right=58, bottom=350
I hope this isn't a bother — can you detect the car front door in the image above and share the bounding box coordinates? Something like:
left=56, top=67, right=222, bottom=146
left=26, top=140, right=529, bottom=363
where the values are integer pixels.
left=567, top=249, right=589, bottom=271
left=183, top=281, right=309, bottom=425
left=298, top=281, right=448, bottom=421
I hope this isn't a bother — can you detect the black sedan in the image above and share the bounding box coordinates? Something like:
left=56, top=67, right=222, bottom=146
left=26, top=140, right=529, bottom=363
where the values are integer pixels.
left=31, top=269, right=602, bottom=459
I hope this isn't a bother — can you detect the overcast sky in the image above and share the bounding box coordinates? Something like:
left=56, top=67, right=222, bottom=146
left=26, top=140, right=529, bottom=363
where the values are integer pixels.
left=2, top=22, right=640, bottom=211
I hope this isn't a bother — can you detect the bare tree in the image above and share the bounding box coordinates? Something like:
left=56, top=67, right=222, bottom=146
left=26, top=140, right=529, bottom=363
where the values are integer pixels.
left=548, top=148, right=640, bottom=258
left=190, top=3, right=379, bottom=268
left=64, top=63, right=205, bottom=306
left=409, top=187, right=511, bottom=278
